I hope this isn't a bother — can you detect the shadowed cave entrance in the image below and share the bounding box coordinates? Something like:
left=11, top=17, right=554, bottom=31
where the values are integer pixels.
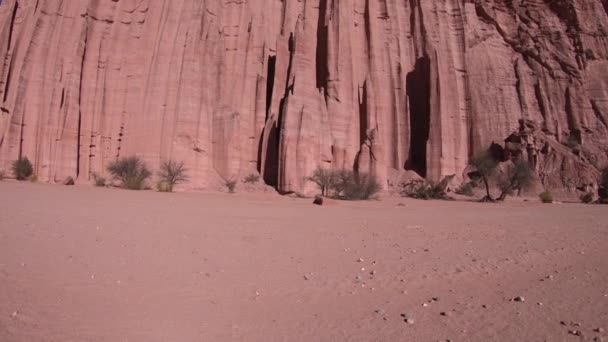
left=405, top=56, right=431, bottom=178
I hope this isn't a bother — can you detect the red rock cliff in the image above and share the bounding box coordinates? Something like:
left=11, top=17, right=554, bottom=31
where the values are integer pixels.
left=1, top=0, right=607, bottom=192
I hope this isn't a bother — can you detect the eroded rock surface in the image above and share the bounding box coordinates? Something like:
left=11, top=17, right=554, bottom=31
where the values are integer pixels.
left=0, top=0, right=607, bottom=192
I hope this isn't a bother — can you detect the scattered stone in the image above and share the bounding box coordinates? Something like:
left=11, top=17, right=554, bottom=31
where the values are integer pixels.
left=375, top=309, right=386, bottom=315
left=355, top=275, right=362, bottom=281
left=593, top=337, right=603, bottom=342
left=11, top=311, right=17, bottom=318
left=569, top=330, right=582, bottom=336
left=560, top=321, right=567, bottom=326
left=513, top=296, right=525, bottom=302
left=404, top=318, right=415, bottom=324
left=370, top=270, right=376, bottom=276
left=422, top=303, right=429, bottom=307
left=593, top=328, right=604, bottom=333
left=482, top=304, right=488, bottom=309
left=432, top=297, right=440, bottom=302
left=63, top=176, right=75, bottom=185
left=440, top=311, right=450, bottom=317
left=303, top=275, right=310, bottom=280
left=357, top=258, right=364, bottom=263
left=573, top=322, right=582, bottom=327
left=313, top=195, right=324, bottom=205
left=537, top=302, right=543, bottom=306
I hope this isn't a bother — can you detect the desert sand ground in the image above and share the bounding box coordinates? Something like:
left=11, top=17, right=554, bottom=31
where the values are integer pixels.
left=0, top=181, right=607, bottom=342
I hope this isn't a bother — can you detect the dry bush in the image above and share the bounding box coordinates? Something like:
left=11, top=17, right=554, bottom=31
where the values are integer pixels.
left=455, top=182, right=476, bottom=197
left=308, top=168, right=381, bottom=200
left=580, top=192, right=594, bottom=204
left=225, top=180, right=237, bottom=193
left=92, top=173, right=106, bottom=187
left=12, top=157, right=34, bottom=181
left=244, top=174, right=260, bottom=183
left=403, top=180, right=449, bottom=200
left=157, top=160, right=188, bottom=192
left=496, top=160, right=535, bottom=201
left=107, top=156, right=151, bottom=190
left=539, top=190, right=553, bottom=204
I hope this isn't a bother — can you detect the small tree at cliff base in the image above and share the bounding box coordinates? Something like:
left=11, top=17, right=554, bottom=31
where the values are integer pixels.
left=157, top=160, right=189, bottom=192
left=496, top=160, right=535, bottom=201
left=469, top=151, right=500, bottom=202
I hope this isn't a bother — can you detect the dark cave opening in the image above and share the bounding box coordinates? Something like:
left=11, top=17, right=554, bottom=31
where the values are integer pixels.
left=405, top=56, right=431, bottom=178
left=359, top=82, right=369, bottom=146
left=315, top=0, right=329, bottom=91
left=265, top=55, right=276, bottom=118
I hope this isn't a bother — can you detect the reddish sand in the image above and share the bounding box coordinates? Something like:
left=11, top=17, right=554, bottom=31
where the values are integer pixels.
left=1, top=181, right=607, bottom=341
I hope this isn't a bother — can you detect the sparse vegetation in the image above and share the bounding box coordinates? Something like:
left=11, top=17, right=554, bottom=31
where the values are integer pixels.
left=580, top=192, right=594, bottom=204
left=539, top=190, right=553, bottom=204
left=0, top=170, right=5, bottom=181
left=93, top=173, right=106, bottom=187
left=308, top=167, right=335, bottom=197
left=496, top=160, right=535, bottom=201
left=308, top=168, right=381, bottom=200
left=403, top=180, right=449, bottom=200
left=470, top=151, right=500, bottom=202
left=157, top=160, right=188, bottom=192
left=225, top=180, right=237, bottom=193
left=244, top=174, right=260, bottom=184
left=12, top=157, right=34, bottom=181
left=107, top=156, right=151, bottom=190
left=455, top=182, right=476, bottom=197
left=342, top=172, right=381, bottom=200
left=599, top=167, right=608, bottom=204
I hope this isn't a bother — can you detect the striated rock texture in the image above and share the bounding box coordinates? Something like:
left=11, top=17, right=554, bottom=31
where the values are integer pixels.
left=0, top=0, right=607, bottom=193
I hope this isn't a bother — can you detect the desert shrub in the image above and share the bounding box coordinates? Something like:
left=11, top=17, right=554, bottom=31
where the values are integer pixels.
left=225, top=180, right=237, bottom=193
left=496, top=160, right=535, bottom=201
left=580, top=192, right=594, bottom=204
left=244, top=174, right=260, bottom=184
left=455, top=182, right=476, bottom=197
left=92, top=173, right=106, bottom=187
left=403, top=180, right=448, bottom=200
left=28, top=175, right=38, bottom=183
left=157, top=160, right=188, bottom=192
left=308, top=167, right=335, bottom=197
left=12, top=157, right=34, bottom=181
left=470, top=151, right=499, bottom=202
left=539, top=190, right=553, bottom=204
left=107, top=156, right=151, bottom=190
left=342, top=172, right=381, bottom=200
left=308, top=168, right=381, bottom=200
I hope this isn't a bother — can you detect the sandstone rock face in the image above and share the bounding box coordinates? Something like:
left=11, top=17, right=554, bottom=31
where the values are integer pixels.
left=0, top=0, right=607, bottom=193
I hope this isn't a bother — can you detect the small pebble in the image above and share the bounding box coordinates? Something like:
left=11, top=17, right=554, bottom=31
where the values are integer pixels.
left=568, top=330, right=582, bottom=336
left=513, top=296, right=525, bottom=302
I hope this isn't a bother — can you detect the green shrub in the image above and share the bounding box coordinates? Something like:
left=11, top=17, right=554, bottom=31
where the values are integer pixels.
left=12, top=157, right=34, bottom=181
left=455, top=182, right=475, bottom=197
left=157, top=160, right=188, bottom=192
left=107, top=156, right=151, bottom=190
left=226, top=180, right=237, bottom=193
left=539, top=190, right=553, bottom=203
left=580, top=192, right=594, bottom=204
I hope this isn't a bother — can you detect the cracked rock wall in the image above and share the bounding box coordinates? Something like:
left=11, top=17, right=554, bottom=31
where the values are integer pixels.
left=0, top=0, right=607, bottom=192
